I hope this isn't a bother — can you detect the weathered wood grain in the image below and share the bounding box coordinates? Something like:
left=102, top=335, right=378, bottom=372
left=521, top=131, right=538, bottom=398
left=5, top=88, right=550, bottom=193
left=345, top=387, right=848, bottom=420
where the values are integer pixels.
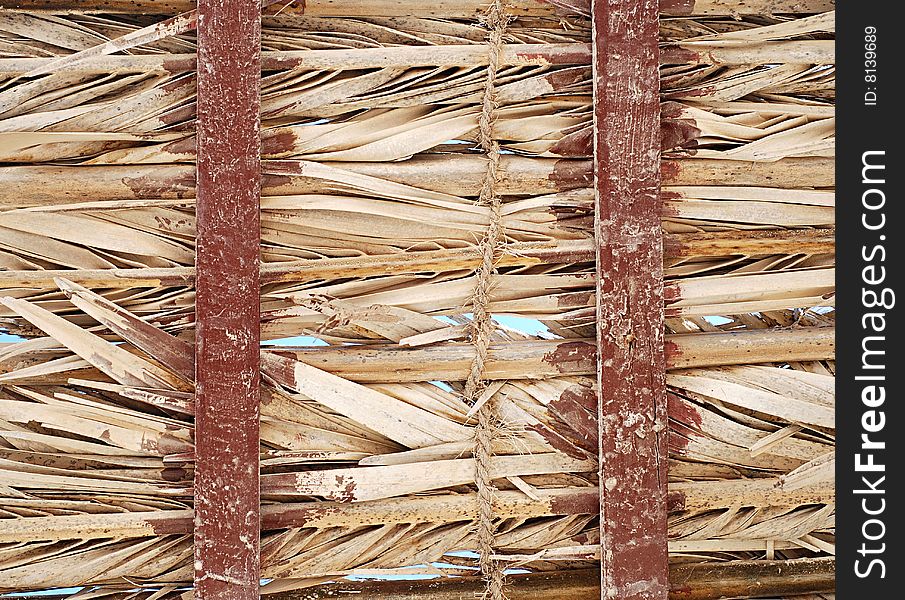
left=193, top=0, right=261, bottom=597
left=592, top=0, right=668, bottom=598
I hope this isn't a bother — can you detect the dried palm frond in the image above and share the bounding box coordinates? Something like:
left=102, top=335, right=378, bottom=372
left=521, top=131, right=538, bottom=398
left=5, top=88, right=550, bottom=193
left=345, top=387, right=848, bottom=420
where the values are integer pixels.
left=0, top=3, right=834, bottom=596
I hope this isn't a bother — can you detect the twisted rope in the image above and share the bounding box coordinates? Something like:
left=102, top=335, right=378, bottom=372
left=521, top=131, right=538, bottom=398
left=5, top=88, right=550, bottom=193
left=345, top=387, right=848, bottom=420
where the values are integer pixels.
left=466, top=2, right=509, bottom=599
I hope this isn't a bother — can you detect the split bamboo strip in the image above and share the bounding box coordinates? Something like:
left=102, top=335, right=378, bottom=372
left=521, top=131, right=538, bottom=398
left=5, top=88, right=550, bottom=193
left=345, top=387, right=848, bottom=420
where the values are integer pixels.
left=0, top=45, right=591, bottom=75
left=0, top=40, right=836, bottom=75
left=0, top=229, right=835, bottom=289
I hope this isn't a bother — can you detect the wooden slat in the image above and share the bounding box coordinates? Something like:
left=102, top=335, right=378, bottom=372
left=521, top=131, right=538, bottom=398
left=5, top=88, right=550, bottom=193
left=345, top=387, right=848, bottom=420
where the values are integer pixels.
left=265, top=559, right=836, bottom=600
left=0, top=560, right=837, bottom=599
left=193, top=0, right=261, bottom=598
left=0, top=328, right=836, bottom=385
left=264, top=327, right=835, bottom=382
left=0, top=476, right=834, bottom=543
left=6, top=0, right=837, bottom=17
left=592, top=0, right=667, bottom=599
left=0, top=157, right=835, bottom=204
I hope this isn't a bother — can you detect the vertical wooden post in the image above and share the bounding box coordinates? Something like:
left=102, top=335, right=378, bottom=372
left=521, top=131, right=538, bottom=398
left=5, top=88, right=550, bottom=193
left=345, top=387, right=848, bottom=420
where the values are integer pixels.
left=591, top=1, right=668, bottom=599
left=194, top=0, right=261, bottom=598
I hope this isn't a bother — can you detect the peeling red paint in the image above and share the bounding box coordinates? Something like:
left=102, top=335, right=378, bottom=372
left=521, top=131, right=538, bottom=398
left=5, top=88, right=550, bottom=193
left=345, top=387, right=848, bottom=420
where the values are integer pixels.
left=162, top=135, right=197, bottom=157
left=148, top=512, right=195, bottom=536
left=545, top=384, right=599, bottom=454
left=193, top=0, right=261, bottom=597
left=660, top=119, right=701, bottom=152
left=662, top=283, right=681, bottom=306
left=260, top=351, right=296, bottom=388
left=666, top=490, right=686, bottom=512
left=543, top=340, right=596, bottom=374
left=261, top=504, right=338, bottom=531
left=667, top=392, right=703, bottom=428
left=660, top=160, right=681, bottom=183
left=161, top=56, right=197, bottom=75
left=261, top=172, right=294, bottom=191
left=158, top=106, right=196, bottom=129
left=549, top=159, right=594, bottom=190
left=561, top=382, right=598, bottom=413
left=659, top=101, right=686, bottom=119
left=660, top=46, right=702, bottom=65
left=593, top=0, right=668, bottom=597
left=669, top=585, right=694, bottom=599
left=161, top=72, right=195, bottom=94
left=261, top=130, right=299, bottom=156
left=663, top=339, right=683, bottom=367
left=543, top=66, right=592, bottom=90
left=548, top=125, right=593, bottom=157
left=557, top=290, right=595, bottom=309
left=658, top=0, right=696, bottom=16
left=549, top=488, right=600, bottom=515
left=668, top=429, right=694, bottom=456
left=660, top=199, right=682, bottom=218
left=662, top=235, right=684, bottom=259
left=659, top=190, right=682, bottom=201
left=330, top=474, right=358, bottom=503
left=162, top=467, right=189, bottom=482
left=122, top=170, right=196, bottom=199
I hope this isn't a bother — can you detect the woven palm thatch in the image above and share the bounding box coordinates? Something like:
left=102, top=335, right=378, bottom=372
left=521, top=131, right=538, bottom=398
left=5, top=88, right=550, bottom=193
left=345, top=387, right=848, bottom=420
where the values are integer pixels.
left=0, top=0, right=834, bottom=597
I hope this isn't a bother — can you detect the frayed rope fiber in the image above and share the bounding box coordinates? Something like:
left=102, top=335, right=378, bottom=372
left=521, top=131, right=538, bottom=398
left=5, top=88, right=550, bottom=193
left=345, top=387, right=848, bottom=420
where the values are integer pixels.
left=464, top=1, right=510, bottom=599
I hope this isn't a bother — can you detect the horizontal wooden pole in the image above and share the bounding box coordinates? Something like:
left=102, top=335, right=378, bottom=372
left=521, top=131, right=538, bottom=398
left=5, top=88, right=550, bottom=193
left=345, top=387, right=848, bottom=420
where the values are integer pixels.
left=665, top=327, right=835, bottom=370
left=263, top=558, right=835, bottom=600
left=0, top=559, right=835, bottom=599
left=0, top=229, right=834, bottom=289
left=1, top=157, right=835, bottom=205
left=0, top=40, right=835, bottom=75
left=658, top=0, right=835, bottom=15
left=0, top=327, right=834, bottom=386
left=668, top=478, right=834, bottom=512
left=5, top=0, right=836, bottom=16
left=664, top=228, right=834, bottom=258
left=0, top=476, right=833, bottom=543
left=271, top=327, right=834, bottom=382
left=663, top=156, right=834, bottom=188
left=661, top=40, right=834, bottom=66
left=0, top=559, right=837, bottom=599
left=666, top=557, right=835, bottom=600
left=0, top=488, right=594, bottom=543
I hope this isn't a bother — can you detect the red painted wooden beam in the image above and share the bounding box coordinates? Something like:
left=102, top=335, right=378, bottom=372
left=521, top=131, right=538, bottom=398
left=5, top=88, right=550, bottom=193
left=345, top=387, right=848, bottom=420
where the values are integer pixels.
left=591, top=0, right=668, bottom=599
left=193, top=0, right=262, bottom=598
